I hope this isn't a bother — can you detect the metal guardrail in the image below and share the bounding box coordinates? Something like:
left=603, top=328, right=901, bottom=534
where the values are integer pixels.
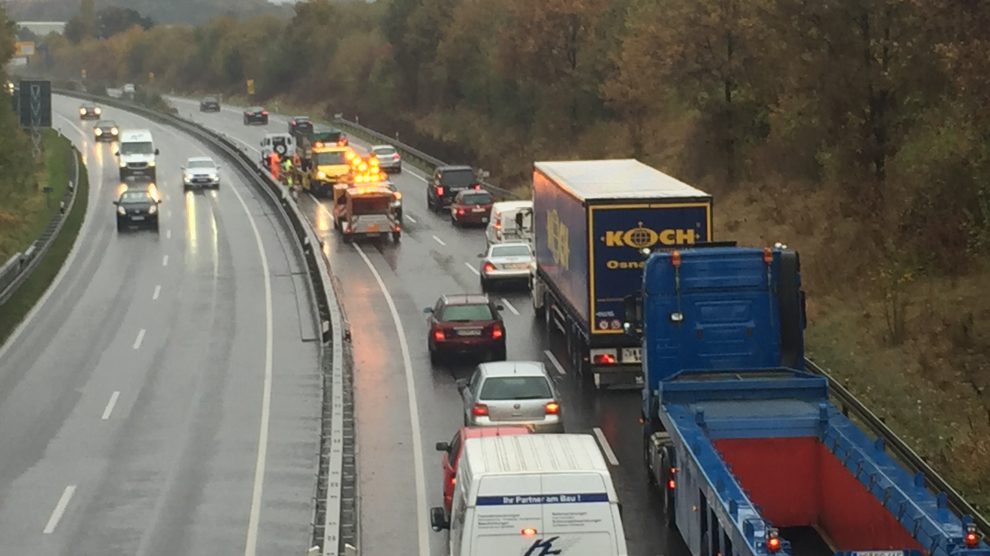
left=52, top=88, right=354, bottom=556
left=0, top=140, right=81, bottom=306
left=807, top=357, right=990, bottom=535
left=330, top=116, right=521, bottom=201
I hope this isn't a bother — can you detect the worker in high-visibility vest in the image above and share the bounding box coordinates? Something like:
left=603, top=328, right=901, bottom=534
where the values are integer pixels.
left=282, top=157, right=295, bottom=187
left=268, top=150, right=281, bottom=181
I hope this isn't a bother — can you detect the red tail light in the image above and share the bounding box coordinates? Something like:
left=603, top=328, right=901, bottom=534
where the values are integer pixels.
left=473, top=184, right=482, bottom=190
left=482, top=262, right=496, bottom=273
left=490, top=323, right=503, bottom=339
left=965, top=524, right=981, bottom=548
left=457, top=208, right=465, bottom=215
left=433, top=329, right=446, bottom=342
left=544, top=401, right=560, bottom=415
left=667, top=467, right=678, bottom=490
left=449, top=476, right=456, bottom=487
left=472, top=403, right=489, bottom=417
left=436, top=186, right=444, bottom=196
left=766, top=528, right=781, bottom=553
left=262, top=111, right=268, bottom=115
left=593, top=353, right=616, bottom=365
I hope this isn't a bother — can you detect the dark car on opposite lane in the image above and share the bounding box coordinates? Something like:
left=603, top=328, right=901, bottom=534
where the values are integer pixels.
left=425, top=294, right=506, bottom=364
left=93, top=120, right=119, bottom=142
left=288, top=116, right=314, bottom=139
left=449, top=189, right=494, bottom=227
left=115, top=186, right=160, bottom=232
left=243, top=106, right=268, bottom=125
left=427, top=165, right=480, bottom=213
left=199, top=96, right=221, bottom=112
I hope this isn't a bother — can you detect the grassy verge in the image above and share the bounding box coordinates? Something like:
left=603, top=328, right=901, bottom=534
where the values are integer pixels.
left=0, top=130, right=72, bottom=263
left=0, top=143, right=89, bottom=345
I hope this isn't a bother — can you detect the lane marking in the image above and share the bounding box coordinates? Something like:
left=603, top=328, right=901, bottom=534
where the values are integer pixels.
left=152, top=285, right=161, bottom=300
left=408, top=171, right=428, bottom=184
left=166, top=229, right=172, bottom=239
left=464, top=262, right=480, bottom=276
left=500, top=297, right=520, bottom=316
left=226, top=161, right=276, bottom=556
left=592, top=427, right=620, bottom=466
left=101, top=391, right=120, bottom=420
left=162, top=255, right=169, bottom=267
left=43, top=485, right=76, bottom=534
left=352, top=244, right=430, bottom=556
left=545, top=349, right=567, bottom=375
left=55, top=114, right=89, bottom=138
left=432, top=235, right=446, bottom=246
left=405, top=214, right=417, bottom=224
left=133, top=329, right=145, bottom=350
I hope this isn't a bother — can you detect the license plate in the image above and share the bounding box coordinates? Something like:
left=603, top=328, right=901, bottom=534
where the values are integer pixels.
left=130, top=216, right=145, bottom=221
left=482, top=217, right=489, bottom=223
left=473, top=207, right=485, bottom=212
left=457, top=329, right=482, bottom=336
left=509, top=263, right=529, bottom=270
left=368, top=224, right=379, bottom=232
left=621, top=348, right=642, bottom=363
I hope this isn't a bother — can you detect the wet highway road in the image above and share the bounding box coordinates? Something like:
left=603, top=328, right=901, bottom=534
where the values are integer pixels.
left=169, top=96, right=691, bottom=556
left=0, top=96, right=321, bottom=555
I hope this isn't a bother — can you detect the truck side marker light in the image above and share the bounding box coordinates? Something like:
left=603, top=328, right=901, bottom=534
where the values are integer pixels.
left=594, top=353, right=617, bottom=365
left=767, top=528, right=781, bottom=553
left=965, top=523, right=980, bottom=548
left=671, top=250, right=681, bottom=268
left=670, top=312, right=684, bottom=323
left=763, top=247, right=773, bottom=265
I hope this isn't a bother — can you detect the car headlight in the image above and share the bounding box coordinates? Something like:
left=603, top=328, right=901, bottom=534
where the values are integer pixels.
left=183, top=173, right=193, bottom=182
left=317, top=171, right=327, bottom=179
left=79, top=108, right=86, bottom=115
left=148, top=205, right=158, bottom=214
left=148, top=160, right=156, bottom=167
left=95, top=108, right=102, bottom=115
left=117, top=206, right=127, bottom=215
left=95, top=129, right=103, bottom=136
left=111, top=128, right=118, bottom=135
left=119, top=160, right=127, bottom=168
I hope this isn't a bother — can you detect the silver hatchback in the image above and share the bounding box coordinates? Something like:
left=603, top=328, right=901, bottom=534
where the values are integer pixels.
left=458, top=361, right=564, bottom=433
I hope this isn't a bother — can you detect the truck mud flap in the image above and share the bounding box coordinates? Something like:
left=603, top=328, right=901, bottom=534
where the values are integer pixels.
left=591, top=368, right=643, bottom=390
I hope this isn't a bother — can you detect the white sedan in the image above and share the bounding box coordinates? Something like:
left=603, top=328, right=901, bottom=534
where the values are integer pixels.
left=182, top=156, right=221, bottom=190
left=478, top=242, right=535, bottom=291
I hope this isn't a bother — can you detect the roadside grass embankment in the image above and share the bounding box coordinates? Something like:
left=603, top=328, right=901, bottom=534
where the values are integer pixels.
left=0, top=134, right=89, bottom=345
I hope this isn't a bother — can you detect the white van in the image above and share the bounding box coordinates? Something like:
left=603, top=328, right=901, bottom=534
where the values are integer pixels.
left=115, top=129, right=158, bottom=180
left=485, top=200, right=534, bottom=247
left=431, top=434, right=628, bottom=556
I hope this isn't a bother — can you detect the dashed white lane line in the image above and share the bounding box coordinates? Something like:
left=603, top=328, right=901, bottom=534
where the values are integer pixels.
left=166, top=229, right=172, bottom=239
left=464, top=263, right=480, bottom=276
left=152, top=285, right=161, bottom=301
left=500, top=297, right=520, bottom=316
left=432, top=235, right=446, bottom=246
left=545, top=349, right=567, bottom=375
left=43, top=485, right=76, bottom=534
left=352, top=243, right=430, bottom=555
left=405, top=214, right=417, bottom=223
left=408, top=171, right=429, bottom=183
left=162, top=255, right=169, bottom=267
left=132, top=329, right=146, bottom=350
left=592, top=427, right=621, bottom=466
left=101, top=391, right=120, bottom=420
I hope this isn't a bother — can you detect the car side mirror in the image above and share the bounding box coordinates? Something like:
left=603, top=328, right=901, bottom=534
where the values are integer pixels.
left=180, top=166, right=185, bottom=170
left=622, top=294, right=643, bottom=337
left=112, top=200, right=119, bottom=205
left=477, top=253, right=484, bottom=258
left=260, top=140, right=265, bottom=147
left=154, top=148, right=160, bottom=155
left=455, top=378, right=468, bottom=392
left=430, top=507, right=449, bottom=532
left=435, top=441, right=450, bottom=452
left=423, top=307, right=434, bottom=314
left=113, top=150, right=119, bottom=156
left=156, top=199, right=162, bottom=205
left=496, top=304, right=504, bottom=311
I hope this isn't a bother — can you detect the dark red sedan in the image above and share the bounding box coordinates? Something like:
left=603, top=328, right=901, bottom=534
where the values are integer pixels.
left=449, top=190, right=494, bottom=227
left=425, top=294, right=506, bottom=364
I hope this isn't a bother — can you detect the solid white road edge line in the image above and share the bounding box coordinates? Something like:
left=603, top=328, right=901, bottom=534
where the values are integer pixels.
left=101, top=391, right=120, bottom=420
left=132, top=329, right=145, bottom=350
left=42, top=485, right=76, bottom=534
left=432, top=235, right=446, bottom=246
left=352, top=243, right=431, bottom=556
left=544, top=349, right=567, bottom=375
left=592, top=427, right=620, bottom=466
left=227, top=167, right=275, bottom=556
left=500, top=298, right=520, bottom=315
left=464, top=262, right=480, bottom=276
left=152, top=285, right=161, bottom=301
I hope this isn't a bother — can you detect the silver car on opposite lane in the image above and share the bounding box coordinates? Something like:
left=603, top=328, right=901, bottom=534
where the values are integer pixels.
left=478, top=242, right=535, bottom=292
left=458, top=361, right=564, bottom=433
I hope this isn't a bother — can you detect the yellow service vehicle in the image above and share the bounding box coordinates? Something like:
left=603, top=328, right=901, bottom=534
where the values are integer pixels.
left=302, top=144, right=355, bottom=198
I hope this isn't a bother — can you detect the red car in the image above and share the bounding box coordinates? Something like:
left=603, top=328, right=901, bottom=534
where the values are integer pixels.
left=449, top=190, right=494, bottom=227
left=435, top=426, right=531, bottom=515
left=425, top=294, right=506, bottom=364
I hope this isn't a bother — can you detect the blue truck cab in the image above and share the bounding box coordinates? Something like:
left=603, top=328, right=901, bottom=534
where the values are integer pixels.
left=628, top=246, right=990, bottom=556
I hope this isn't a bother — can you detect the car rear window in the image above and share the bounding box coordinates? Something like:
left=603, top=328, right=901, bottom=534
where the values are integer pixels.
left=374, top=146, right=397, bottom=156
left=440, top=303, right=493, bottom=322
left=490, top=245, right=531, bottom=258
left=460, top=193, right=492, bottom=205
left=440, top=169, right=475, bottom=188
left=480, top=377, right=552, bottom=400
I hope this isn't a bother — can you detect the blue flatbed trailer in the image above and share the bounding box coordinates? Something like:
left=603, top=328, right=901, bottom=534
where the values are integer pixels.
left=630, top=246, right=990, bottom=556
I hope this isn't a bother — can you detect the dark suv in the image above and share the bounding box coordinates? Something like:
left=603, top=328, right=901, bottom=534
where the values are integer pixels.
left=427, top=165, right=479, bottom=213
left=424, top=294, right=506, bottom=364
left=199, top=96, right=220, bottom=112
left=288, top=116, right=314, bottom=140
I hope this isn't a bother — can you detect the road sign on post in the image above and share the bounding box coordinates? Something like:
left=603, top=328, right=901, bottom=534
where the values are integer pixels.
left=246, top=79, right=255, bottom=96
left=19, top=80, right=52, bottom=128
